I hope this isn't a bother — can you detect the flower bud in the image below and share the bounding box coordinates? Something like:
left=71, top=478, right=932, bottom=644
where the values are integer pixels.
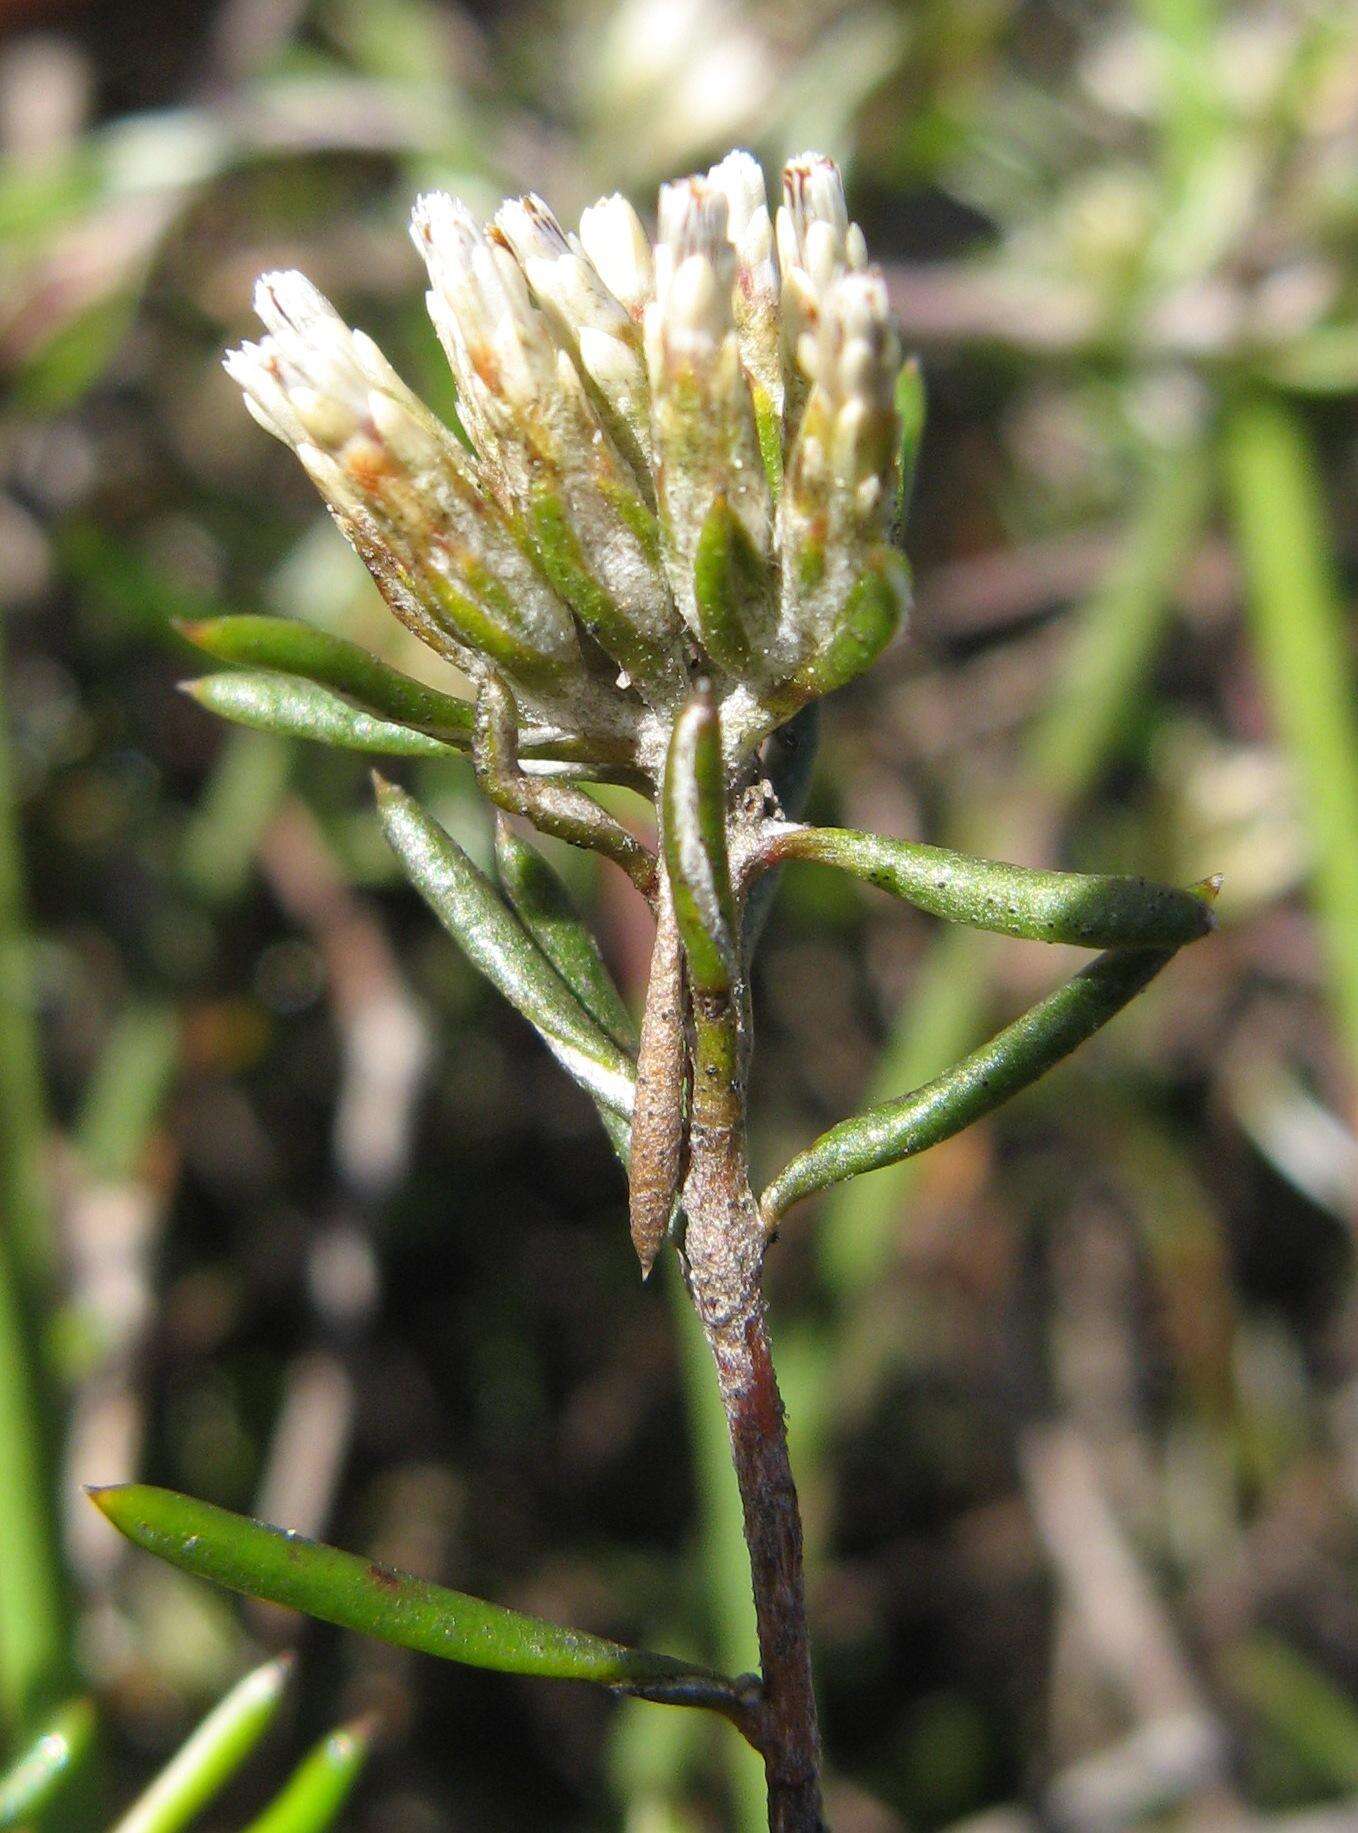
left=225, top=150, right=911, bottom=775
left=226, top=272, right=581, bottom=689
left=776, top=154, right=869, bottom=427
left=644, top=175, right=772, bottom=666
left=777, top=269, right=905, bottom=672
left=414, top=193, right=684, bottom=703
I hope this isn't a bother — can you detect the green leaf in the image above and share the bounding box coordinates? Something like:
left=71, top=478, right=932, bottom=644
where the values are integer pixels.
left=109, top=1654, right=292, bottom=1833
left=375, top=777, right=636, bottom=1118
left=88, top=1485, right=745, bottom=1710
left=761, top=940, right=1193, bottom=1227
left=766, top=827, right=1217, bottom=949
left=788, top=548, right=909, bottom=702
left=183, top=672, right=466, bottom=759
left=178, top=616, right=474, bottom=742
left=692, top=496, right=766, bottom=674
left=241, top=1720, right=373, bottom=1833
left=494, top=820, right=639, bottom=1053
left=0, top=1699, right=95, bottom=1830
left=529, top=488, right=681, bottom=702
left=662, top=686, right=736, bottom=998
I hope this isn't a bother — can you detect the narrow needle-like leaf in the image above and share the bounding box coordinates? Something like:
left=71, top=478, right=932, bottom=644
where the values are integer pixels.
left=376, top=777, right=637, bottom=1117
left=761, top=826, right=1215, bottom=949
left=662, top=685, right=736, bottom=998
left=0, top=1698, right=95, bottom=1830
left=109, top=1653, right=292, bottom=1833
left=240, top=1719, right=374, bottom=1833
left=177, top=616, right=475, bottom=742
left=495, top=819, right=638, bottom=1052
left=761, top=933, right=1207, bottom=1229
left=87, top=1486, right=745, bottom=1712
left=183, top=672, right=467, bottom=759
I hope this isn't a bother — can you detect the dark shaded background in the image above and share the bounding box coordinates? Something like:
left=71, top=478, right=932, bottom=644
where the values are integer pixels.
left=3, top=0, right=1358, bottom=1825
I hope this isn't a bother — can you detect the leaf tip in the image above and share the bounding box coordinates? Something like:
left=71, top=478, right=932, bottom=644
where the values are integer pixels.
left=337, top=1710, right=382, bottom=1753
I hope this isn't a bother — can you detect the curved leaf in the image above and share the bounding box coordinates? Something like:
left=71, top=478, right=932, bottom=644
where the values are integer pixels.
left=764, top=825, right=1217, bottom=950
left=88, top=1485, right=744, bottom=1711
left=692, top=496, right=765, bottom=674
left=184, top=672, right=466, bottom=759
left=178, top=616, right=474, bottom=741
left=662, top=686, right=736, bottom=998
left=494, top=819, right=638, bottom=1053
left=110, top=1654, right=291, bottom=1833
left=761, top=941, right=1191, bottom=1228
left=0, top=1699, right=95, bottom=1830
left=376, top=778, right=636, bottom=1117
left=241, top=1720, right=373, bottom=1833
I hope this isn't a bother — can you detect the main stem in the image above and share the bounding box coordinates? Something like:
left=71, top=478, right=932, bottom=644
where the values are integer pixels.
left=681, top=985, right=823, bottom=1829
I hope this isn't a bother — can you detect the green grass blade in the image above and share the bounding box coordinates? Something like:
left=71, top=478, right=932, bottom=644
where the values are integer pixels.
left=1223, top=1633, right=1358, bottom=1792
left=0, top=624, right=68, bottom=1735
left=87, top=1485, right=745, bottom=1707
left=182, top=672, right=468, bottom=759
left=1027, top=435, right=1210, bottom=803
left=768, top=827, right=1215, bottom=949
left=1225, top=394, right=1358, bottom=1083
left=0, top=1699, right=96, bottom=1829
left=176, top=729, right=292, bottom=908
left=177, top=616, right=474, bottom=741
left=376, top=778, right=636, bottom=1118
left=0, top=1246, right=66, bottom=1730
left=240, top=1720, right=373, bottom=1833
left=763, top=938, right=1198, bottom=1228
left=109, top=1654, right=292, bottom=1833
left=0, top=1086, right=68, bottom=1742
left=494, top=819, right=639, bottom=1052
left=75, top=1002, right=179, bottom=1185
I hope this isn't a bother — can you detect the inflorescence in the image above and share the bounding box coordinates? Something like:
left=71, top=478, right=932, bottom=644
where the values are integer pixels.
left=225, top=151, right=909, bottom=783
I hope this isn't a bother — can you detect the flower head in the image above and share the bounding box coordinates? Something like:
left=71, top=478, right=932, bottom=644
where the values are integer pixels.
left=226, top=150, right=909, bottom=777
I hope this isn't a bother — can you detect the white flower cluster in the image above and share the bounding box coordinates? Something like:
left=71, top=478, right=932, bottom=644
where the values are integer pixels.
left=227, top=150, right=908, bottom=766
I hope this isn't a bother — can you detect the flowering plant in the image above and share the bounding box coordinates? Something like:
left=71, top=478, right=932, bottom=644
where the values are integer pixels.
left=91, top=149, right=1214, bottom=1829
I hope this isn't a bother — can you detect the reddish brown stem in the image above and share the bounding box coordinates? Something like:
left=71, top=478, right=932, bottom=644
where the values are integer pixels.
left=682, top=987, right=824, bottom=1829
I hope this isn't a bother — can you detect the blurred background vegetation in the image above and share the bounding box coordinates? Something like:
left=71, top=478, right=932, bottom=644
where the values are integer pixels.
left=2, top=0, right=1357, bottom=1825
